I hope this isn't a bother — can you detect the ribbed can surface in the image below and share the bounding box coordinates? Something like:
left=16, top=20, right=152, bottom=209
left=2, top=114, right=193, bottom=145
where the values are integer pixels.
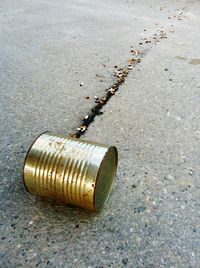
left=23, top=132, right=118, bottom=211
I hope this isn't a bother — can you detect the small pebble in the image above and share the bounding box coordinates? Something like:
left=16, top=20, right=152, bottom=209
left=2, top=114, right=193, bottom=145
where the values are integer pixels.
left=108, top=88, right=115, bottom=94
left=189, top=168, right=193, bottom=175
left=168, top=174, right=174, bottom=180
left=122, top=258, right=128, bottom=265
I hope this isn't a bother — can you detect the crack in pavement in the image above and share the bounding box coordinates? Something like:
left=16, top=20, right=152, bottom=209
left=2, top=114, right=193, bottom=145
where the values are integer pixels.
left=70, top=52, right=144, bottom=138
left=70, top=26, right=175, bottom=138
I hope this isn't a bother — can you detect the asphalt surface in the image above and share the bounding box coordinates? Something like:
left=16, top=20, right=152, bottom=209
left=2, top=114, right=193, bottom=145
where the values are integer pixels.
left=0, top=0, right=200, bottom=267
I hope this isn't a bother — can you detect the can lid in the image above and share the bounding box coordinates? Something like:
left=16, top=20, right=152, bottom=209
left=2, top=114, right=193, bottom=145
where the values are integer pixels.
left=94, top=146, right=118, bottom=211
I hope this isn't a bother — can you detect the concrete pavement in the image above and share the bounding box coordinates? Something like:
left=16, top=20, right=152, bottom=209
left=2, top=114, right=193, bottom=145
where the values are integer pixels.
left=0, top=0, right=200, bottom=267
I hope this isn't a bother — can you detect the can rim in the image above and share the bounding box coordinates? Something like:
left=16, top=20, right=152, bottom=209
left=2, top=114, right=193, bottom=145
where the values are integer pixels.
left=94, top=146, right=118, bottom=212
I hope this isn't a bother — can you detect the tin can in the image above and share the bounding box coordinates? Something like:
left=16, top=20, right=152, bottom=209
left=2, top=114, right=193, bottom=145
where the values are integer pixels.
left=23, top=132, right=118, bottom=211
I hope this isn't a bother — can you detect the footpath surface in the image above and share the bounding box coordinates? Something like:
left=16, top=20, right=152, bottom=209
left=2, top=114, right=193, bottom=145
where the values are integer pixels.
left=0, top=0, right=200, bottom=267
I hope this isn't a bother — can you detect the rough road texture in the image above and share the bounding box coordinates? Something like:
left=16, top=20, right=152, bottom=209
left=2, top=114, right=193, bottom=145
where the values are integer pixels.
left=0, top=0, right=200, bottom=267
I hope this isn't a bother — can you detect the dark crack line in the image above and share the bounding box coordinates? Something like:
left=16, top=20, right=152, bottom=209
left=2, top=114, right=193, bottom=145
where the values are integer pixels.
left=70, top=51, right=146, bottom=138
left=70, top=27, right=174, bottom=138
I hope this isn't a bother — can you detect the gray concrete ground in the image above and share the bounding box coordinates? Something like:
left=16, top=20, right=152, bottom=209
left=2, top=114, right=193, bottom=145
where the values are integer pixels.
left=0, top=0, right=200, bottom=267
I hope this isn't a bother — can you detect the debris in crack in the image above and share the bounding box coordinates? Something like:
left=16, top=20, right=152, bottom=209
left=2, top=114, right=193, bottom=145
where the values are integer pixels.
left=70, top=53, right=143, bottom=138
left=71, top=26, right=175, bottom=138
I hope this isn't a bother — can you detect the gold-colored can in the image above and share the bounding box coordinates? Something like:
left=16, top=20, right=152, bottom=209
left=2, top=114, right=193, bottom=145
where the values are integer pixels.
left=23, top=132, right=118, bottom=211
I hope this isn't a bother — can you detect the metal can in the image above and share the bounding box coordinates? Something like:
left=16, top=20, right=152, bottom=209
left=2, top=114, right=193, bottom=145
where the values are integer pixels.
left=23, top=132, right=118, bottom=211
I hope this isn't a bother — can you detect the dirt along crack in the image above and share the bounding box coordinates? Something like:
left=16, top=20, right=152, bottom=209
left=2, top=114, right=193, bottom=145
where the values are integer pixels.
left=70, top=26, right=174, bottom=138
left=70, top=51, right=144, bottom=138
